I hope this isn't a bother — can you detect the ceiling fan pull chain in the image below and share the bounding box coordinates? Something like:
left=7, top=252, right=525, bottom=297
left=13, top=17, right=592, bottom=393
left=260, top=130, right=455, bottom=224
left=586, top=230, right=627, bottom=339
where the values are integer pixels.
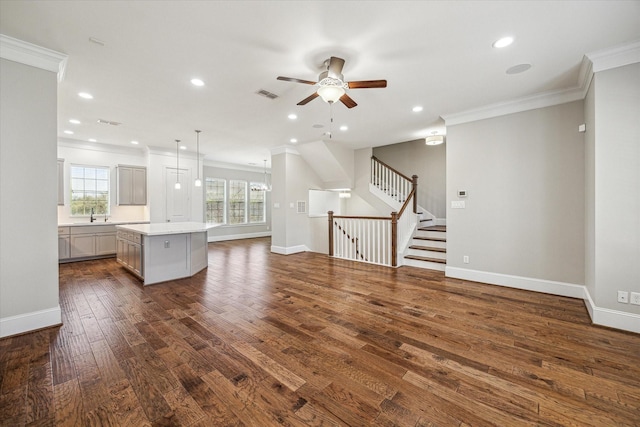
left=330, top=103, right=334, bottom=139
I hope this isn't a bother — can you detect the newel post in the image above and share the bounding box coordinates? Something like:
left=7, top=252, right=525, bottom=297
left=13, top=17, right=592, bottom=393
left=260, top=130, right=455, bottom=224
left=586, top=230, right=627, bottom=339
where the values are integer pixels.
left=412, top=175, right=418, bottom=214
left=328, top=211, right=334, bottom=256
left=391, top=211, right=398, bottom=267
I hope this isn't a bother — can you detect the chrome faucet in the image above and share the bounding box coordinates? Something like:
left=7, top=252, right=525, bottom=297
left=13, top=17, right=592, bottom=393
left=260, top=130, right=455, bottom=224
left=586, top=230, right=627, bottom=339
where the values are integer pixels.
left=90, top=208, right=96, bottom=223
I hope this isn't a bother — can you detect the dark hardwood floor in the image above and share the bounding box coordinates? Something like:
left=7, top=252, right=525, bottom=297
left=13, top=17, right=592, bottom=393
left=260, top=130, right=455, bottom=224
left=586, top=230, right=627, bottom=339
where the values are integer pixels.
left=1, top=237, right=639, bottom=426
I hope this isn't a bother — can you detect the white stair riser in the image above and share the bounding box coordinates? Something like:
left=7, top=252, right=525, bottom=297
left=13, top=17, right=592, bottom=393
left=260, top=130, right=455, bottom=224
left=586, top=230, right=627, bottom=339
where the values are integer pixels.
left=407, top=249, right=446, bottom=260
left=403, top=258, right=446, bottom=271
left=416, top=231, right=446, bottom=239
left=412, top=239, right=446, bottom=249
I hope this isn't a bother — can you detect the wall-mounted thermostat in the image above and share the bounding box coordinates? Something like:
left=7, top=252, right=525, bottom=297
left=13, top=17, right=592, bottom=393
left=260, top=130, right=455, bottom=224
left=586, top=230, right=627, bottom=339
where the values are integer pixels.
left=458, top=190, right=468, bottom=198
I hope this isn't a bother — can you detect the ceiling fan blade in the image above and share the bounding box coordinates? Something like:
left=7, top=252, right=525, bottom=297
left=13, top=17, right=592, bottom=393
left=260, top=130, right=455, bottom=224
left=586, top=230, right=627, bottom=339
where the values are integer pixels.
left=339, top=93, right=357, bottom=109
left=297, top=92, right=319, bottom=106
left=347, top=80, right=387, bottom=89
left=327, top=57, right=346, bottom=79
left=277, top=76, right=317, bottom=85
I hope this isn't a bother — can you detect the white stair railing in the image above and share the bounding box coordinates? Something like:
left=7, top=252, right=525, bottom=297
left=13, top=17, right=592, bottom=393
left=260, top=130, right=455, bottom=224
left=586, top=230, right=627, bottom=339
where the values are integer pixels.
left=328, top=158, right=418, bottom=267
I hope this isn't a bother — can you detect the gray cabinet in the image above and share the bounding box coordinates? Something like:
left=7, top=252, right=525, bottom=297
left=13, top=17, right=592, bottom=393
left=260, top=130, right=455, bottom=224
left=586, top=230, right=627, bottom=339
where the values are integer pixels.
left=58, top=226, right=70, bottom=259
left=57, top=159, right=64, bottom=206
left=117, top=165, right=147, bottom=205
left=62, top=224, right=117, bottom=261
left=116, top=230, right=143, bottom=277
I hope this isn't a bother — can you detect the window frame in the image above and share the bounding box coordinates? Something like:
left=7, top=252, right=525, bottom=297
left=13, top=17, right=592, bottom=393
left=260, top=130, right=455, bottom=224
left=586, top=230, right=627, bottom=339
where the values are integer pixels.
left=69, top=164, right=111, bottom=217
left=205, top=177, right=226, bottom=225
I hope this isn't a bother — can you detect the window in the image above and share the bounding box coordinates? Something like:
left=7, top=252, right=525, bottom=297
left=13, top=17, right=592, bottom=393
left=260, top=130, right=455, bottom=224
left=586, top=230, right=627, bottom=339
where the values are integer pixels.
left=205, top=178, right=267, bottom=226
left=228, top=180, right=247, bottom=224
left=70, top=165, right=110, bottom=216
left=249, top=184, right=266, bottom=223
left=205, top=178, right=225, bottom=224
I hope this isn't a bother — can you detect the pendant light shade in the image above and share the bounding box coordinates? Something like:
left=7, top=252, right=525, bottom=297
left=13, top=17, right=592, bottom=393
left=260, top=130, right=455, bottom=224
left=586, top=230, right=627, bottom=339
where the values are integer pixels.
left=194, top=130, right=202, bottom=187
left=174, top=139, right=181, bottom=189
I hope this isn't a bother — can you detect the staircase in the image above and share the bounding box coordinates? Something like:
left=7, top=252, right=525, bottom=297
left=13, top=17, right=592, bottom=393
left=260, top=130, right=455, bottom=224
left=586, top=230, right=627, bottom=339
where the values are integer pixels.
left=403, top=217, right=446, bottom=271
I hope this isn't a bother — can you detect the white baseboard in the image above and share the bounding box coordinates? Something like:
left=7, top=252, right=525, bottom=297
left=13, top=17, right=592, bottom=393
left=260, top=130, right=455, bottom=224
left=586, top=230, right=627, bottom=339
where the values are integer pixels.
left=208, top=231, right=271, bottom=242
left=583, top=289, right=640, bottom=334
left=446, top=266, right=640, bottom=334
left=0, top=306, right=62, bottom=338
left=445, top=266, right=585, bottom=298
left=271, top=245, right=309, bottom=255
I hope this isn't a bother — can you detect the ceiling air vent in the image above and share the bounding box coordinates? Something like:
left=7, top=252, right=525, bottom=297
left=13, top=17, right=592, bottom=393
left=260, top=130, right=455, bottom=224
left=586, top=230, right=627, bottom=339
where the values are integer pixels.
left=97, top=119, right=121, bottom=126
left=256, top=89, right=278, bottom=100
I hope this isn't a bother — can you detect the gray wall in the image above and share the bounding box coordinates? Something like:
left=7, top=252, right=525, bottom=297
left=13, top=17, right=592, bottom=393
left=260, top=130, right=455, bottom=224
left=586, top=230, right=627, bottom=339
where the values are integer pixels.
left=587, top=63, right=640, bottom=313
left=373, top=139, right=446, bottom=218
left=1, top=58, right=60, bottom=336
left=446, top=101, right=585, bottom=285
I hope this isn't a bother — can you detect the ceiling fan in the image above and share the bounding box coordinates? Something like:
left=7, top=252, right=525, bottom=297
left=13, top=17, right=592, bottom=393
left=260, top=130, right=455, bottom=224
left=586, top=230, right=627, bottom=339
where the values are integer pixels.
left=277, top=56, right=387, bottom=109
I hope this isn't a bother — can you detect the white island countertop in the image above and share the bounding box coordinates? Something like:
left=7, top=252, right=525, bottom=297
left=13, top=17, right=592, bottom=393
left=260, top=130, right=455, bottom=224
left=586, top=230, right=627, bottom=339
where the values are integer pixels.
left=116, top=222, right=218, bottom=236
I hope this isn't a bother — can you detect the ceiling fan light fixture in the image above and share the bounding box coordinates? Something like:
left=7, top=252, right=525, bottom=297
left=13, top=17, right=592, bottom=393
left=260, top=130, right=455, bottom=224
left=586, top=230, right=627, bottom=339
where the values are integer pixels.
left=317, top=85, right=345, bottom=104
left=425, top=135, right=445, bottom=146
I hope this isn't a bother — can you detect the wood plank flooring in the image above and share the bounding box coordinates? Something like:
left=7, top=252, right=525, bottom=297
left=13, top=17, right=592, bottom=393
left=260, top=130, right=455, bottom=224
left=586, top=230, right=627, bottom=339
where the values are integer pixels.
left=1, top=237, right=639, bottom=426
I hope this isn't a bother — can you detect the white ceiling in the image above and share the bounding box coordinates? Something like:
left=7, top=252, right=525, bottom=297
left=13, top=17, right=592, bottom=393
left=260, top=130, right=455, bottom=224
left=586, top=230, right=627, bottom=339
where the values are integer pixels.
left=1, top=1, right=639, bottom=168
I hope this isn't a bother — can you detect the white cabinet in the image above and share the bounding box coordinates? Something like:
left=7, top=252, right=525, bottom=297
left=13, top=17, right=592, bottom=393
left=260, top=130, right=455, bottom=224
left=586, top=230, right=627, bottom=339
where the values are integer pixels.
left=117, top=165, right=147, bottom=206
left=57, top=159, right=64, bottom=206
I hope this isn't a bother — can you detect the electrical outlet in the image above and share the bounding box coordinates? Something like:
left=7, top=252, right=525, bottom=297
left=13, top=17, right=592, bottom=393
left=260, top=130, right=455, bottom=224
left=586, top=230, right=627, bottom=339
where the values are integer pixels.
left=617, top=291, right=629, bottom=303
left=463, top=255, right=469, bottom=264
left=630, top=292, right=640, bottom=305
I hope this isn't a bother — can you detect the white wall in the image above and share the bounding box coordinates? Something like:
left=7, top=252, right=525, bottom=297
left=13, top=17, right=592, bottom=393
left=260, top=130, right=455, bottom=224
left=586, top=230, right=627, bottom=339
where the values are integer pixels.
left=373, top=139, right=447, bottom=219
left=0, top=57, right=61, bottom=337
left=589, top=63, right=640, bottom=314
left=57, top=141, right=149, bottom=224
left=148, top=147, right=203, bottom=224
left=446, top=101, right=586, bottom=286
left=203, top=163, right=271, bottom=241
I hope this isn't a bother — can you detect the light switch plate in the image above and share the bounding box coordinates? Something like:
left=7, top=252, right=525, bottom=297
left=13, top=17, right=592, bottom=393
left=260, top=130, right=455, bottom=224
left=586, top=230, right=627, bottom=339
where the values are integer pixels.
left=451, top=201, right=465, bottom=209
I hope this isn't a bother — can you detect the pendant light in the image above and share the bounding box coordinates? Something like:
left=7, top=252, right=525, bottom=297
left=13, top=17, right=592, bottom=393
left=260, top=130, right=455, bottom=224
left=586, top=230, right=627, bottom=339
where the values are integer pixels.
left=174, top=139, right=181, bottom=189
left=262, top=159, right=272, bottom=192
left=194, top=130, right=202, bottom=187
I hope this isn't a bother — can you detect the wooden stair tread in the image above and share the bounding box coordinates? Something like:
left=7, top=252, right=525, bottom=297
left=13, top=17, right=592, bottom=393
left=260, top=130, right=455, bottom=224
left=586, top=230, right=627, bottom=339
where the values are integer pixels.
left=418, top=226, right=446, bottom=232
left=413, top=236, right=446, bottom=242
left=409, top=245, right=446, bottom=253
left=405, top=255, right=447, bottom=264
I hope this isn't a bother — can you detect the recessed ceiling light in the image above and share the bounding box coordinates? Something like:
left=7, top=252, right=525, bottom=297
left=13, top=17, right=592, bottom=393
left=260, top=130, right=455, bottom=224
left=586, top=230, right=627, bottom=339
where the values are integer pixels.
left=69, top=119, right=81, bottom=124
left=131, top=140, right=139, bottom=145
left=288, top=113, right=297, bottom=120
left=190, top=78, right=204, bottom=87
left=340, top=125, right=348, bottom=131
left=180, top=145, right=187, bottom=150
left=412, top=106, right=423, bottom=113
left=88, top=138, right=97, bottom=142
left=506, top=63, right=532, bottom=74
left=493, top=36, right=514, bottom=48
left=78, top=92, right=93, bottom=99
left=63, top=130, right=74, bottom=135
left=290, top=138, right=298, bottom=144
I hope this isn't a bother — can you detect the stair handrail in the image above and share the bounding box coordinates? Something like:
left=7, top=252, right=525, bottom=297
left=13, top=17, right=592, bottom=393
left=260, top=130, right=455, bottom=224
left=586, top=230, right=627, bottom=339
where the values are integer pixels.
left=371, top=156, right=412, bottom=182
left=371, top=157, right=418, bottom=212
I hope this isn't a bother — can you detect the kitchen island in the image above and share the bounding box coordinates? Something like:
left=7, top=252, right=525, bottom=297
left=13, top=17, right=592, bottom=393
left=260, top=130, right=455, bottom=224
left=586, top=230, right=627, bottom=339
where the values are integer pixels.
left=116, top=222, right=214, bottom=285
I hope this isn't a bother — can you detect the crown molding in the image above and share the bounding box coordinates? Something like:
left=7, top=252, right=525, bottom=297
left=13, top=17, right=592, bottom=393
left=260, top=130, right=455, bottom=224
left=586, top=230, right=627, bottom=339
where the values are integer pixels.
left=443, top=40, right=640, bottom=127
left=0, top=34, right=67, bottom=82
left=271, top=146, right=300, bottom=156
left=586, top=39, right=640, bottom=73
left=442, top=86, right=585, bottom=126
